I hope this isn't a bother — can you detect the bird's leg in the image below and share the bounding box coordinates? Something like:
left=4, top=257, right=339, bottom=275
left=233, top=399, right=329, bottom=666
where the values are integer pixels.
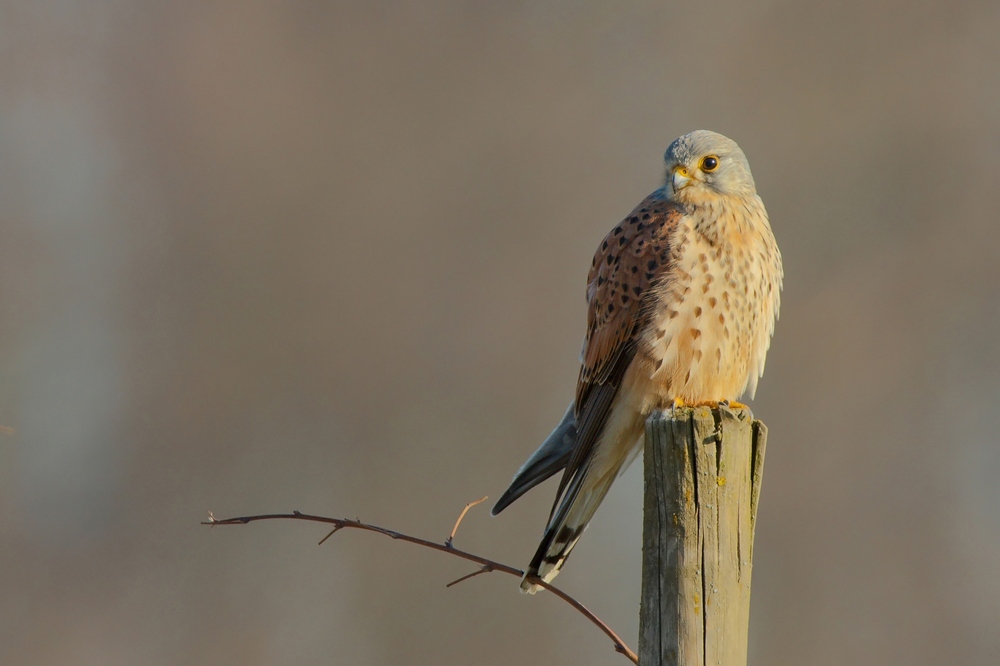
left=677, top=399, right=749, bottom=410
left=670, top=398, right=749, bottom=414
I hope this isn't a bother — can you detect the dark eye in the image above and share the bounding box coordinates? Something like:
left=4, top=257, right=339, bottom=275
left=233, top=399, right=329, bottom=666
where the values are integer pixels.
left=701, top=156, right=719, bottom=172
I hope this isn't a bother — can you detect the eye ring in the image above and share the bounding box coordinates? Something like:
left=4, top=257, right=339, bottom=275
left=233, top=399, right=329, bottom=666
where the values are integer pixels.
left=701, top=156, right=719, bottom=172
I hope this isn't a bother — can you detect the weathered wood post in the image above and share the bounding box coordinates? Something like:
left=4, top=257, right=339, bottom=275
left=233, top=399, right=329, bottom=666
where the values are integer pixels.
left=639, top=405, right=767, bottom=666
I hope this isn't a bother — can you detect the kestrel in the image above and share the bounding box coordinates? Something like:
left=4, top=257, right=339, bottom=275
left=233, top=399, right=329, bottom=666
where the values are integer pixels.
left=493, top=130, right=782, bottom=593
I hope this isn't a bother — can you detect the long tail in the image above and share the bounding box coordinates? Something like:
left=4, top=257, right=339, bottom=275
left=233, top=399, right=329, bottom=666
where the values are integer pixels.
left=520, top=457, right=624, bottom=593
left=491, top=403, right=576, bottom=516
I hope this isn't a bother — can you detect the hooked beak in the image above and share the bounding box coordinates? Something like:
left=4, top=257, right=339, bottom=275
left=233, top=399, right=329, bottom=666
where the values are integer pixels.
left=671, top=165, right=693, bottom=192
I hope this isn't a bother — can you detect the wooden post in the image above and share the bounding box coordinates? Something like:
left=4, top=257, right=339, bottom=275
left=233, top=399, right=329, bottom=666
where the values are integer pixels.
left=639, top=405, right=767, bottom=666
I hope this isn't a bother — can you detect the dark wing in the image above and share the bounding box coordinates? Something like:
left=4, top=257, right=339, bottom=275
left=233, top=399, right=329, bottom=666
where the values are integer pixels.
left=491, top=402, right=576, bottom=516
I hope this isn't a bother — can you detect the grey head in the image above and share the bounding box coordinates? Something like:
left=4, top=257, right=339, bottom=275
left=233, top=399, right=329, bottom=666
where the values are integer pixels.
left=664, top=130, right=757, bottom=198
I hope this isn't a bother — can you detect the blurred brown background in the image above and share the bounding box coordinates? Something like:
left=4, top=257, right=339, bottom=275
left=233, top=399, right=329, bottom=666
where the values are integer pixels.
left=2, top=2, right=999, bottom=664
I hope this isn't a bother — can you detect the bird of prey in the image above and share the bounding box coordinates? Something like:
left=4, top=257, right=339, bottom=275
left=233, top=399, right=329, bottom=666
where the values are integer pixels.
left=492, top=130, right=782, bottom=593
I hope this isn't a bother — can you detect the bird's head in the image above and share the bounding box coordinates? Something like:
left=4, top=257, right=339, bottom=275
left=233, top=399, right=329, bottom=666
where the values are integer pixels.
left=664, top=130, right=757, bottom=202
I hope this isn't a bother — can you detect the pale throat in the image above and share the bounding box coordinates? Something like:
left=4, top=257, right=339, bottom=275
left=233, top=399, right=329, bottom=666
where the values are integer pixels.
left=672, top=187, right=759, bottom=245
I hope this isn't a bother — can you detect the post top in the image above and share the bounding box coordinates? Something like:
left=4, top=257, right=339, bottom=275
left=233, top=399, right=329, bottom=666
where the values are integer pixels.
left=646, top=403, right=756, bottom=426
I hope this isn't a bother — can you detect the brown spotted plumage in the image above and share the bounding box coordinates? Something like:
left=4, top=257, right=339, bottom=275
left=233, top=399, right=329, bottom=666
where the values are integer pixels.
left=578, top=195, right=678, bottom=396
left=493, top=131, right=782, bottom=593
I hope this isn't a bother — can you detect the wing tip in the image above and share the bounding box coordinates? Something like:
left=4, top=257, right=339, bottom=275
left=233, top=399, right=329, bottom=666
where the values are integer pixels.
left=490, top=489, right=517, bottom=516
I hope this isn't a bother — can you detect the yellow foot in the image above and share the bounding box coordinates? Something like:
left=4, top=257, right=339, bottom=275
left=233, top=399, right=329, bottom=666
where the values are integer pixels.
left=671, top=398, right=748, bottom=410
left=667, top=397, right=688, bottom=417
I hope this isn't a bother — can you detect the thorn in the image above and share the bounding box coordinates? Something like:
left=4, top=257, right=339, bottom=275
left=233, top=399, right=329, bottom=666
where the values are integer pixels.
left=447, top=496, right=487, bottom=547
left=318, top=525, right=343, bottom=546
left=445, top=564, right=493, bottom=588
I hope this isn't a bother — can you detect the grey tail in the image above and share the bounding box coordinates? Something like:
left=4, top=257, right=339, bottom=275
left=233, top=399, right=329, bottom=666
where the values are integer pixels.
left=491, top=403, right=576, bottom=516
left=520, top=458, right=620, bottom=593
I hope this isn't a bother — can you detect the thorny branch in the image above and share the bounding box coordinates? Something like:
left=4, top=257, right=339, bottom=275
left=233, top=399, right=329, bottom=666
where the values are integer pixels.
left=203, top=505, right=638, bottom=664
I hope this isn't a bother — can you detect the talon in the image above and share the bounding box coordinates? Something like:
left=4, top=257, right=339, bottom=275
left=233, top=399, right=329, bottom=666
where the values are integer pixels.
left=682, top=399, right=718, bottom=408
left=721, top=399, right=748, bottom=410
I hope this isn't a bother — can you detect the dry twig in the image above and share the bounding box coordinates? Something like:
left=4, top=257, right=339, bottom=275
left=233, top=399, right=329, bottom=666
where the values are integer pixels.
left=445, top=495, right=487, bottom=547
left=203, top=508, right=637, bottom=664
